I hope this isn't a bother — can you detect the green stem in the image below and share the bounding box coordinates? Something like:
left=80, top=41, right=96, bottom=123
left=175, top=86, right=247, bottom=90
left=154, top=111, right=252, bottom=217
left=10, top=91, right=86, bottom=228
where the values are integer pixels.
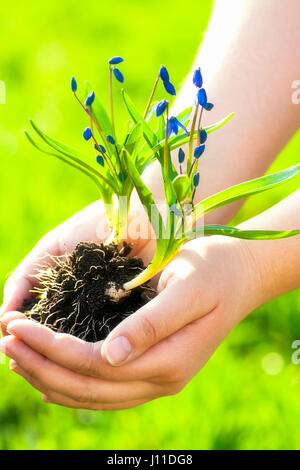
left=187, top=105, right=199, bottom=173
left=109, top=67, right=115, bottom=137
left=164, top=104, right=169, bottom=182
left=143, top=74, right=159, bottom=119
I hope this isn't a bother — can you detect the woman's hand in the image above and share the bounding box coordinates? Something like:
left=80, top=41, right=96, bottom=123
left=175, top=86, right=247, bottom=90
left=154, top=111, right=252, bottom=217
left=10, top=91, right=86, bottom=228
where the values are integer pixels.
left=0, top=235, right=260, bottom=409
left=0, top=197, right=155, bottom=319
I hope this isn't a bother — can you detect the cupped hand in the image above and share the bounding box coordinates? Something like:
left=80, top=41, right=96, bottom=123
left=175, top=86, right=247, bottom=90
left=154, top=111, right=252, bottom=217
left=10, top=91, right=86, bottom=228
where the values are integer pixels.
left=0, top=234, right=262, bottom=410
left=0, top=197, right=154, bottom=320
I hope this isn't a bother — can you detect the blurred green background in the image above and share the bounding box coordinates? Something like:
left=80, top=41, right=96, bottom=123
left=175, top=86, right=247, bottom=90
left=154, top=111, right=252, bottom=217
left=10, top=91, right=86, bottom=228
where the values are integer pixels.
left=1, top=0, right=300, bottom=450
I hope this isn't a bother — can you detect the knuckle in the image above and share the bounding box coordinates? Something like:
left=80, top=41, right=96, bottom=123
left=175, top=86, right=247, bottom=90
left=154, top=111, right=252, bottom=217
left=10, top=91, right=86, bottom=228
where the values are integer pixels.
left=138, top=314, right=158, bottom=345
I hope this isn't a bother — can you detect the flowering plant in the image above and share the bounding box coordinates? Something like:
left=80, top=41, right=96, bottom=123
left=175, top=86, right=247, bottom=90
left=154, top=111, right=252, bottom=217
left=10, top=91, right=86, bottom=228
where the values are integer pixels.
left=25, top=56, right=300, bottom=293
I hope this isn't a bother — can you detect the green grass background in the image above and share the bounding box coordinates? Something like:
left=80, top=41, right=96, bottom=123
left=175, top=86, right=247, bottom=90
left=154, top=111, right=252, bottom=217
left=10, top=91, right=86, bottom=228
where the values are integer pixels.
left=1, top=0, right=300, bottom=450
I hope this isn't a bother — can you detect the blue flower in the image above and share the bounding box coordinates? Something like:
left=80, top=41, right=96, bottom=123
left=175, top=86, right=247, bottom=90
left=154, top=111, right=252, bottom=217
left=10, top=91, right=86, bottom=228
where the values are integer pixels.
left=106, top=135, right=116, bottom=145
left=96, top=155, right=104, bottom=166
left=199, top=129, right=207, bottom=144
left=178, top=148, right=185, bottom=164
left=193, top=68, right=203, bottom=88
left=163, top=80, right=176, bottom=96
left=205, top=102, right=214, bottom=111
left=194, top=144, right=205, bottom=159
left=113, top=67, right=124, bottom=83
left=156, top=99, right=168, bottom=117
left=159, top=65, right=169, bottom=82
left=193, top=172, right=200, bottom=187
left=71, top=76, right=77, bottom=92
left=108, top=56, right=124, bottom=65
left=197, top=88, right=208, bottom=108
left=83, top=127, right=92, bottom=140
left=167, top=117, right=188, bottom=138
left=85, top=91, right=95, bottom=106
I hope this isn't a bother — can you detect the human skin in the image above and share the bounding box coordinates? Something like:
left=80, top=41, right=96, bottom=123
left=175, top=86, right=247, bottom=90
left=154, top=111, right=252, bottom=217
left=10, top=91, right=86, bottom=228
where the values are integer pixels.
left=1, top=0, right=300, bottom=409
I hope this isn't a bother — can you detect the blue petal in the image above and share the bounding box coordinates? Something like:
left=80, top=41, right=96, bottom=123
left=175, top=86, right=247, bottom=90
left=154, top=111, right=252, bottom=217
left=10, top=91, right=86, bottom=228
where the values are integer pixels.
left=197, top=88, right=208, bottom=108
left=96, top=155, right=104, bottom=166
left=108, top=56, right=124, bottom=65
left=205, top=102, right=214, bottom=111
left=85, top=91, right=95, bottom=106
left=193, top=172, right=200, bottom=187
left=193, top=69, right=203, bottom=88
left=163, top=80, right=176, bottom=96
left=106, top=135, right=116, bottom=145
left=178, top=148, right=185, bottom=164
left=156, top=99, right=168, bottom=117
left=194, top=144, right=205, bottom=158
left=200, top=129, right=207, bottom=144
left=83, top=127, right=92, bottom=140
left=159, top=65, right=169, bottom=82
left=176, top=118, right=189, bottom=135
left=113, top=67, right=124, bottom=83
left=71, top=76, right=77, bottom=92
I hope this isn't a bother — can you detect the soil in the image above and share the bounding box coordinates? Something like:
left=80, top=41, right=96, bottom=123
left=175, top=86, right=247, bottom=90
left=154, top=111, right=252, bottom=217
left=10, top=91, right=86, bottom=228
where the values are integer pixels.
left=20, top=242, right=152, bottom=342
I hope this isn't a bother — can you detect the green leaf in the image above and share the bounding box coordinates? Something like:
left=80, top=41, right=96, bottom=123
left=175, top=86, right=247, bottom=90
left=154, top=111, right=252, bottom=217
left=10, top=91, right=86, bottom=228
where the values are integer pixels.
left=184, top=225, right=300, bottom=240
left=122, top=89, right=158, bottom=148
left=25, top=130, right=105, bottom=194
left=194, top=164, right=300, bottom=220
left=204, top=112, right=235, bottom=133
left=29, top=119, right=119, bottom=194
left=175, top=106, right=193, bottom=124
left=125, top=121, right=143, bottom=158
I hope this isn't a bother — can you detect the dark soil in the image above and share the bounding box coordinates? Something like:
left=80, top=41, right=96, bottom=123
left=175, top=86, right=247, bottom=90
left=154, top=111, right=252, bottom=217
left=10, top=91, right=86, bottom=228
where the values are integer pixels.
left=20, top=242, right=152, bottom=342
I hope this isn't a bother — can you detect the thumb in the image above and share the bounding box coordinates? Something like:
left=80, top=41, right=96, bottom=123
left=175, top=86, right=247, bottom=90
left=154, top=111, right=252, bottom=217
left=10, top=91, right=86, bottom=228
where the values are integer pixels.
left=101, top=264, right=217, bottom=366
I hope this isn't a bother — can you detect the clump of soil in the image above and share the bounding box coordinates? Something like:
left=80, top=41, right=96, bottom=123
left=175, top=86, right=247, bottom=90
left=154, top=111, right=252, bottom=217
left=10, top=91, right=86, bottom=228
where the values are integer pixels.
left=21, top=242, right=152, bottom=342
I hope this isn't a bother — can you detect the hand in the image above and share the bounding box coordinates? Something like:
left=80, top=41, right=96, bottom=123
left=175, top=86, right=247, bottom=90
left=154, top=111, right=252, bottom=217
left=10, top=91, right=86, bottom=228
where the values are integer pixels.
left=0, top=197, right=154, bottom=319
left=0, top=235, right=261, bottom=410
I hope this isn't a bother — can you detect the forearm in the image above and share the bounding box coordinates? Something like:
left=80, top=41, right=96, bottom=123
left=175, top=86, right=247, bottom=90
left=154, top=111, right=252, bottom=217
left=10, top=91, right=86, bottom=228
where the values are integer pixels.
left=145, top=0, right=300, bottom=224
left=239, top=189, right=300, bottom=312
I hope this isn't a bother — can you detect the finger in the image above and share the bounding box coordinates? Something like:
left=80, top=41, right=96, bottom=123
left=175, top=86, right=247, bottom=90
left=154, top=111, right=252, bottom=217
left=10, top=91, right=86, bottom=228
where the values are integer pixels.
left=101, top=253, right=218, bottom=366
left=0, top=312, right=27, bottom=336
left=10, top=360, right=149, bottom=410
left=0, top=200, right=107, bottom=316
left=0, top=335, right=161, bottom=404
left=5, top=318, right=173, bottom=382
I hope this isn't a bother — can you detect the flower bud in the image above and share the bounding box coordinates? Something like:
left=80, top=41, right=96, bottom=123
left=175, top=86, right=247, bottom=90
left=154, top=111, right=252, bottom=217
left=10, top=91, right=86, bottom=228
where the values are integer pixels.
left=159, top=65, right=169, bottom=82
left=108, top=56, right=124, bottom=65
left=193, top=68, right=203, bottom=88
left=163, top=80, right=176, bottom=96
left=205, top=102, right=214, bottom=111
left=83, top=127, right=92, bottom=140
left=156, top=99, right=168, bottom=117
left=84, top=91, right=95, bottom=106
left=96, top=155, right=104, bottom=166
left=178, top=148, right=185, bottom=164
left=193, top=172, right=200, bottom=187
left=106, top=135, right=116, bottom=145
left=197, top=88, right=207, bottom=108
left=194, top=144, right=205, bottom=159
left=71, top=76, right=77, bottom=92
left=113, top=67, right=124, bottom=83
left=199, top=129, right=207, bottom=144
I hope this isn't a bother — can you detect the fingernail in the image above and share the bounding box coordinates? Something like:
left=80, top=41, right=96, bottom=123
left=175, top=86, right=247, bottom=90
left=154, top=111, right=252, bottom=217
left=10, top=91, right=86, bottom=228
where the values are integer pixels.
left=103, top=336, right=132, bottom=366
